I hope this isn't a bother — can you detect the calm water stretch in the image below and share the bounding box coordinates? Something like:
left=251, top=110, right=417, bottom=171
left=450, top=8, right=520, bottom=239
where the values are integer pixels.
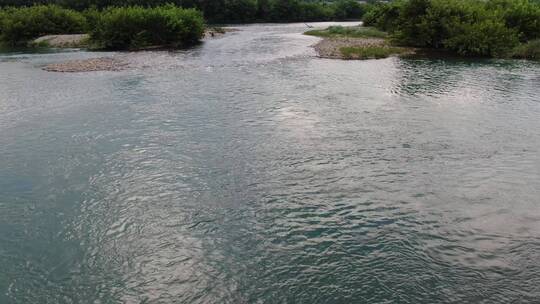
left=1, top=22, right=540, bottom=303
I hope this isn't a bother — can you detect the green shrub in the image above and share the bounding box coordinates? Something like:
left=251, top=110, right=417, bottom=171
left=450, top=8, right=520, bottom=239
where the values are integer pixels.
left=511, top=39, right=540, bottom=59
left=90, top=5, right=205, bottom=50
left=198, top=0, right=258, bottom=23
left=444, top=17, right=519, bottom=56
left=487, top=0, right=540, bottom=41
left=334, top=0, right=365, bottom=20
left=0, top=9, right=6, bottom=36
left=299, top=2, right=335, bottom=21
left=82, top=7, right=101, bottom=32
left=391, top=0, right=437, bottom=47
left=1, top=0, right=369, bottom=23
left=224, top=0, right=258, bottom=23
left=394, top=0, right=520, bottom=54
left=363, top=0, right=538, bottom=57
left=0, top=5, right=86, bottom=46
left=362, top=1, right=402, bottom=31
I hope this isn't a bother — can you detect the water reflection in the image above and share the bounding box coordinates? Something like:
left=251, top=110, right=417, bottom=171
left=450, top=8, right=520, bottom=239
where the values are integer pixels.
left=393, top=57, right=540, bottom=101
left=1, top=22, right=540, bottom=303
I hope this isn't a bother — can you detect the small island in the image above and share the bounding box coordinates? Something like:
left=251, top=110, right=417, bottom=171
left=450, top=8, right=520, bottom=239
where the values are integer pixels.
left=305, top=25, right=413, bottom=59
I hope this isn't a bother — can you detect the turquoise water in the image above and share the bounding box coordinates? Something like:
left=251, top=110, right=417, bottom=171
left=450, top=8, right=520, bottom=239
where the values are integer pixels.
left=1, top=23, right=540, bottom=303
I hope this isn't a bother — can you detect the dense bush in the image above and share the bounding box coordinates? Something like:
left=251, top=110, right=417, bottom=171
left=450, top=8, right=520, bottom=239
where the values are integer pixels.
left=0, top=5, right=86, bottom=46
left=334, top=0, right=364, bottom=20
left=0, top=8, right=7, bottom=34
left=90, top=5, right=204, bottom=50
left=0, top=0, right=368, bottom=23
left=297, top=1, right=335, bottom=21
left=362, top=1, right=402, bottom=31
left=512, top=39, right=540, bottom=59
left=82, top=7, right=101, bottom=32
left=363, top=0, right=540, bottom=57
left=444, top=18, right=519, bottom=57
left=187, top=0, right=367, bottom=23
left=486, top=0, right=540, bottom=41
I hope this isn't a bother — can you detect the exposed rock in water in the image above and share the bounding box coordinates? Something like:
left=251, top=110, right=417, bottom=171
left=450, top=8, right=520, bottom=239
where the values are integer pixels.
left=43, top=57, right=127, bottom=72
left=33, top=34, right=89, bottom=48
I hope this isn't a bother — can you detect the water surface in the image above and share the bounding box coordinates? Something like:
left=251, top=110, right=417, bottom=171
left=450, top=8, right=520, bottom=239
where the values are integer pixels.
left=1, top=22, right=540, bottom=303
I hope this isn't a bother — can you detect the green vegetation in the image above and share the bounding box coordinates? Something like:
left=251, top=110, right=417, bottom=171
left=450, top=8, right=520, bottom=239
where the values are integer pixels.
left=340, top=45, right=407, bottom=59
left=305, top=25, right=410, bottom=60
left=0, top=5, right=204, bottom=49
left=0, top=0, right=367, bottom=23
left=0, top=1, right=369, bottom=48
left=90, top=5, right=204, bottom=50
left=305, top=25, right=387, bottom=38
left=511, top=39, right=540, bottom=59
left=82, top=7, right=101, bottom=32
left=363, top=0, right=540, bottom=59
left=0, top=5, right=86, bottom=46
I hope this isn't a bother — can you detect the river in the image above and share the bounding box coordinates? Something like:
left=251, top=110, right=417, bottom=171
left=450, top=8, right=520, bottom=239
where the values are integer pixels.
left=1, top=22, right=540, bottom=303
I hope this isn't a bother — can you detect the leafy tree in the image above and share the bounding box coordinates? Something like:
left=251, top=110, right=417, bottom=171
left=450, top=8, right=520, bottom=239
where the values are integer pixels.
left=362, top=0, right=537, bottom=57
left=90, top=5, right=204, bottom=49
left=0, top=5, right=86, bottom=45
left=444, top=17, right=519, bottom=56
left=487, top=0, right=540, bottom=41
left=334, top=0, right=364, bottom=20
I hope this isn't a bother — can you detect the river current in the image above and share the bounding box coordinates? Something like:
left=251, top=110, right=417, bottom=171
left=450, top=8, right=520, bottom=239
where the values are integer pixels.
left=1, top=22, right=540, bottom=303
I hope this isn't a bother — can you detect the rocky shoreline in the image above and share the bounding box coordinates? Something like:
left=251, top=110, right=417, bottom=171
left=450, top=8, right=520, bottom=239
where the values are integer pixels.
left=41, top=28, right=237, bottom=73
left=43, top=57, right=127, bottom=72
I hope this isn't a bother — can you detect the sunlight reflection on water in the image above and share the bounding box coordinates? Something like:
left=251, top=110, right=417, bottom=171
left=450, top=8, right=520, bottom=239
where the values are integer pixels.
left=1, top=22, right=540, bottom=303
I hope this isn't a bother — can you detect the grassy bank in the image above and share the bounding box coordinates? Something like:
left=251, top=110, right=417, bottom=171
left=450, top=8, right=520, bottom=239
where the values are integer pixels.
left=0, top=5, right=205, bottom=50
left=305, top=25, right=387, bottom=39
left=306, top=25, right=410, bottom=60
left=362, top=0, right=540, bottom=60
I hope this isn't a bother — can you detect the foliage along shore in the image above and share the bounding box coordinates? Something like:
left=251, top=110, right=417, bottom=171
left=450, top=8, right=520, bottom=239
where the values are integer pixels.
left=0, top=0, right=367, bottom=24
left=0, top=5, right=205, bottom=50
left=362, top=0, right=540, bottom=60
left=306, top=0, right=540, bottom=61
left=0, top=1, right=368, bottom=50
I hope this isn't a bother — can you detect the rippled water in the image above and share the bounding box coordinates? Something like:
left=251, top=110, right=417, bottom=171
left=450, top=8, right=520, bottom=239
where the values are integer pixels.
left=1, top=22, right=540, bottom=303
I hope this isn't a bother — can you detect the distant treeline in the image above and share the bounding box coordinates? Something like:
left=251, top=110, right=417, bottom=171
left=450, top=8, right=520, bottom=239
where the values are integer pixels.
left=363, top=0, right=540, bottom=58
left=0, top=0, right=369, bottom=49
left=0, top=0, right=368, bottom=23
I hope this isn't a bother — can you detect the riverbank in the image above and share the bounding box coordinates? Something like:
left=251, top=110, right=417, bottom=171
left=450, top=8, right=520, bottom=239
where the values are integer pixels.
left=306, top=25, right=413, bottom=60
left=362, top=0, right=540, bottom=59
left=32, top=27, right=235, bottom=50
left=40, top=27, right=237, bottom=72
left=313, top=37, right=413, bottom=59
